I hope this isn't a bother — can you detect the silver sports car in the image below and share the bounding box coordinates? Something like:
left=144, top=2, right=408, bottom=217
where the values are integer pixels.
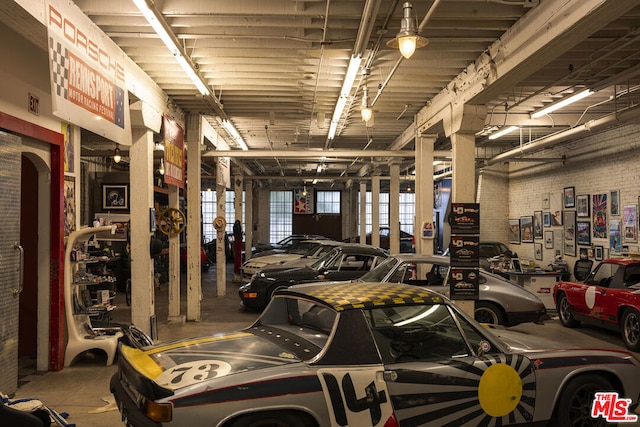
left=355, top=253, right=546, bottom=325
left=111, top=282, right=640, bottom=427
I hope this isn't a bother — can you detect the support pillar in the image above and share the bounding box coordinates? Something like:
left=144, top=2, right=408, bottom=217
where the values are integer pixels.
left=233, top=175, right=243, bottom=282
left=244, top=180, right=253, bottom=261
left=129, top=127, right=155, bottom=337
left=185, top=114, right=202, bottom=321
left=371, top=174, right=380, bottom=248
left=167, top=185, right=184, bottom=323
left=359, top=181, right=367, bottom=245
left=389, top=163, right=400, bottom=255
left=216, top=185, right=226, bottom=296
left=415, top=135, right=436, bottom=255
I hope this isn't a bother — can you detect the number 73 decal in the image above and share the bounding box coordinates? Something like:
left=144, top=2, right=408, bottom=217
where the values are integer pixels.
left=318, top=368, right=395, bottom=427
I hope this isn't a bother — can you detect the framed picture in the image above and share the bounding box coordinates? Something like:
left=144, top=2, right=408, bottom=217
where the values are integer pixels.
left=520, top=216, right=534, bottom=243
left=564, top=210, right=576, bottom=257
left=592, top=193, right=608, bottom=239
left=544, top=230, right=554, bottom=249
left=542, top=193, right=550, bottom=210
left=64, top=176, right=76, bottom=236
left=610, top=189, right=620, bottom=215
left=594, top=246, right=603, bottom=260
left=576, top=221, right=591, bottom=245
left=623, top=205, right=638, bottom=243
left=576, top=194, right=590, bottom=218
left=543, top=212, right=552, bottom=227
left=564, top=186, right=575, bottom=208
left=534, top=243, right=543, bottom=261
left=102, top=184, right=129, bottom=210
left=579, top=247, right=589, bottom=259
left=533, top=210, right=543, bottom=239
left=509, top=219, right=521, bottom=244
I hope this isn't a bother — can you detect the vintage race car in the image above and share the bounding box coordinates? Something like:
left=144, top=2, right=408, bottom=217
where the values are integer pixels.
left=554, top=257, right=640, bottom=351
left=112, top=282, right=640, bottom=427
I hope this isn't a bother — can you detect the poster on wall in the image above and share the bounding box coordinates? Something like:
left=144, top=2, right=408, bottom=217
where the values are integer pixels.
left=564, top=210, right=576, bottom=257
left=623, top=205, right=638, bottom=243
left=62, top=122, right=74, bottom=173
left=550, top=192, right=562, bottom=225
left=610, top=219, right=622, bottom=253
left=294, top=187, right=314, bottom=214
left=163, top=115, right=185, bottom=188
left=592, top=193, right=608, bottom=239
left=46, top=0, right=131, bottom=145
left=64, top=176, right=76, bottom=236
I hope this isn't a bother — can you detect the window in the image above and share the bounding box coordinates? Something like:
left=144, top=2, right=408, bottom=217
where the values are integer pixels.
left=316, top=191, right=341, bottom=214
left=201, top=190, right=245, bottom=243
left=270, top=191, right=293, bottom=243
left=358, top=191, right=415, bottom=234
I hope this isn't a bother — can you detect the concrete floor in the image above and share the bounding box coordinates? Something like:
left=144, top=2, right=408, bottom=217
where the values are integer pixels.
left=13, top=264, right=640, bottom=426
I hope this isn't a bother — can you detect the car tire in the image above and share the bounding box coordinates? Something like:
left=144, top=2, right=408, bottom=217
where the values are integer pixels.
left=551, top=373, right=615, bottom=427
left=557, top=293, right=581, bottom=328
left=229, top=411, right=313, bottom=427
left=474, top=301, right=504, bottom=325
left=621, top=308, right=640, bottom=352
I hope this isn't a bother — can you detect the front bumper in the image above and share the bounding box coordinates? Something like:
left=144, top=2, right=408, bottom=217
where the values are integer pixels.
left=110, top=373, right=161, bottom=427
left=507, top=308, right=548, bottom=325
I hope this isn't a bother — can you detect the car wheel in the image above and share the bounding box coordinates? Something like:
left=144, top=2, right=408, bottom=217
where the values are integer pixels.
left=621, top=308, right=640, bottom=351
left=229, top=411, right=313, bottom=427
left=557, top=293, right=580, bottom=328
left=474, top=301, right=504, bottom=325
left=551, top=373, right=614, bottom=427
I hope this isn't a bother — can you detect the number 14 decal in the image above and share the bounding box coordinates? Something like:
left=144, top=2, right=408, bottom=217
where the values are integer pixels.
left=319, top=368, right=393, bottom=427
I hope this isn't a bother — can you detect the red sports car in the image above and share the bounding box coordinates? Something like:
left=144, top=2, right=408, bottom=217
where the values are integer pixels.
left=554, top=257, right=640, bottom=351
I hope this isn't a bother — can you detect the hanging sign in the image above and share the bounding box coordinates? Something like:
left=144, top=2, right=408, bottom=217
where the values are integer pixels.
left=163, top=115, right=185, bottom=188
left=294, top=188, right=314, bottom=214
left=450, top=203, right=480, bottom=234
left=46, top=0, right=131, bottom=145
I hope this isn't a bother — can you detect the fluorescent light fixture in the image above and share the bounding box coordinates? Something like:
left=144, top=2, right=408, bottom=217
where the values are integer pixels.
left=489, top=125, right=519, bottom=140
left=530, top=89, right=594, bottom=119
left=222, top=120, right=249, bottom=151
left=132, top=0, right=210, bottom=96
left=312, top=178, right=318, bottom=185
left=328, top=55, right=362, bottom=139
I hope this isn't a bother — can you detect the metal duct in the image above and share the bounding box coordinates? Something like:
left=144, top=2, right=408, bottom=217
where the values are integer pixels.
left=483, top=103, right=640, bottom=166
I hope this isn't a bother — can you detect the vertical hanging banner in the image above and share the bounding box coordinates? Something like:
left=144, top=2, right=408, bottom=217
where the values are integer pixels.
left=46, top=0, right=131, bottom=145
left=216, top=156, right=231, bottom=189
left=163, top=115, right=185, bottom=188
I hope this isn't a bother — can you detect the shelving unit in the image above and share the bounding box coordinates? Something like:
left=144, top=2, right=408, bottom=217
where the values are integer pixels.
left=63, top=226, right=123, bottom=367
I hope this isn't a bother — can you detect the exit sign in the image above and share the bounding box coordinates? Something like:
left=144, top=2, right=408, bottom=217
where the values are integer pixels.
left=28, top=93, right=39, bottom=115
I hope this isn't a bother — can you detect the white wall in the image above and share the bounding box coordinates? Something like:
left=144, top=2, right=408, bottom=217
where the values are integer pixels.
left=507, top=124, right=640, bottom=270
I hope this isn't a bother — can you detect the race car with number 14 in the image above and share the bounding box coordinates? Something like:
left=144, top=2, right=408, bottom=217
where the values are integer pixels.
left=112, top=282, right=640, bottom=427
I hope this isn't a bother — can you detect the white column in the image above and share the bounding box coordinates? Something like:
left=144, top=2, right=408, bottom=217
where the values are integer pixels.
left=129, top=127, right=155, bottom=336
left=389, top=163, right=400, bottom=254
left=451, top=131, right=476, bottom=317
left=233, top=175, right=243, bottom=282
left=216, top=185, right=226, bottom=296
left=186, top=114, right=202, bottom=321
left=244, top=180, right=253, bottom=261
left=371, top=174, right=381, bottom=248
left=167, top=186, right=184, bottom=323
left=415, top=135, right=436, bottom=255
left=359, top=181, right=367, bottom=245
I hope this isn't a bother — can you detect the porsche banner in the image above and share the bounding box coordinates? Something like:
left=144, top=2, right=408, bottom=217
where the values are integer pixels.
left=46, top=0, right=131, bottom=145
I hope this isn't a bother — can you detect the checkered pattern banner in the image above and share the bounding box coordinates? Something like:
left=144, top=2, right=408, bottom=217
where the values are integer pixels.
left=49, top=37, right=68, bottom=99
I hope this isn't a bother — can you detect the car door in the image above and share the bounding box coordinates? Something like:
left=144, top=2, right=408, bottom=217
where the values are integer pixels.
left=370, top=304, right=537, bottom=426
left=579, top=262, right=623, bottom=322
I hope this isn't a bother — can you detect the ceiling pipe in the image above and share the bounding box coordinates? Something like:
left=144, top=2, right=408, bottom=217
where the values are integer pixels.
left=483, top=103, right=640, bottom=166
left=203, top=149, right=452, bottom=158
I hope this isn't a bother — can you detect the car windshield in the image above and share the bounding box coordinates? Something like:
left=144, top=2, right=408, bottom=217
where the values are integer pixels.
left=310, top=248, right=340, bottom=270
left=359, top=257, right=400, bottom=281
